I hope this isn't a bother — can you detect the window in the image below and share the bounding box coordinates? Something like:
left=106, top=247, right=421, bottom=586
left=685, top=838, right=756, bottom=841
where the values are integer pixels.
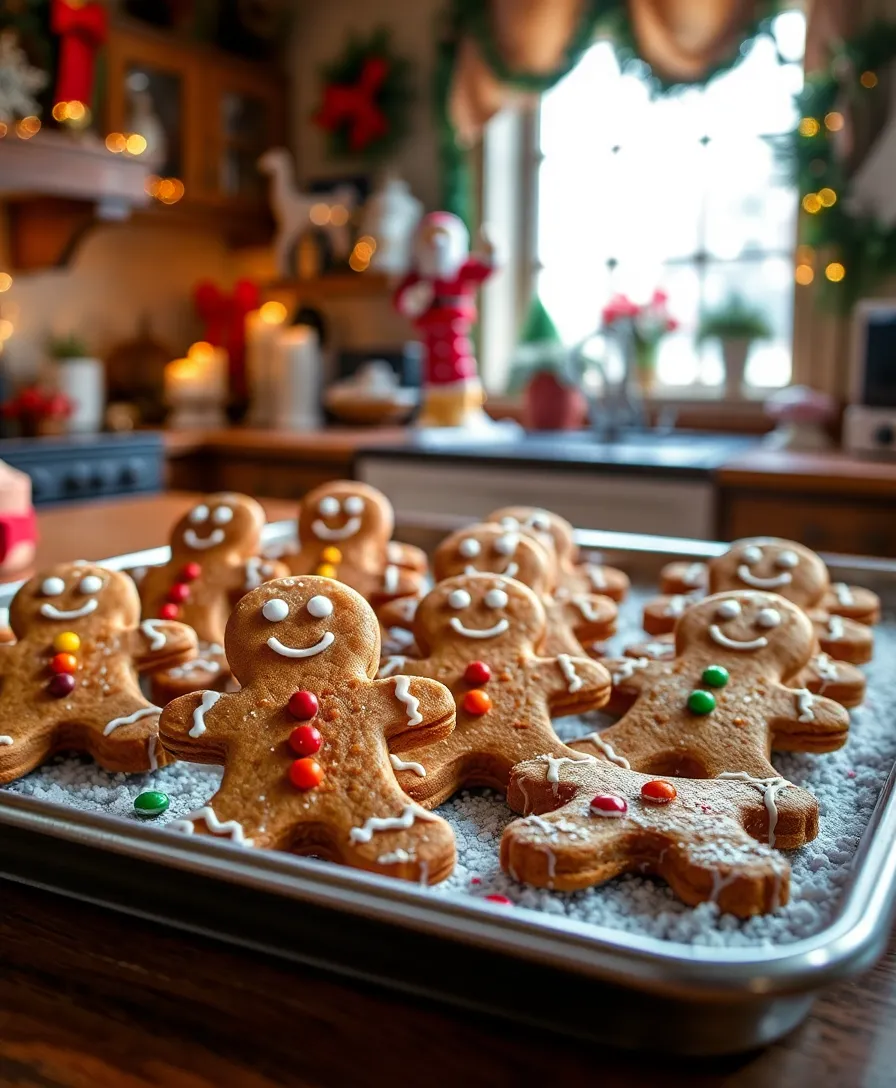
left=535, top=9, right=806, bottom=393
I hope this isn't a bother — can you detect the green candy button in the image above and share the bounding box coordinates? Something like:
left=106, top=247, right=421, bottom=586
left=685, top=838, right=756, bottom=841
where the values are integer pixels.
left=687, top=689, right=716, bottom=715
left=702, top=665, right=729, bottom=688
left=134, top=790, right=170, bottom=818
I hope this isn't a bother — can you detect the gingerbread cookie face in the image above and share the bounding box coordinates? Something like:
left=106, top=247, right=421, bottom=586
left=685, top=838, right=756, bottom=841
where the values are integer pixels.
left=502, top=758, right=816, bottom=915
left=173, top=493, right=265, bottom=562
left=708, top=538, right=827, bottom=608
left=434, top=524, right=554, bottom=591
left=377, top=573, right=612, bottom=808
left=160, top=576, right=457, bottom=884
left=299, top=481, right=393, bottom=549
left=0, top=563, right=197, bottom=784
left=488, top=506, right=574, bottom=567
left=571, top=591, right=849, bottom=788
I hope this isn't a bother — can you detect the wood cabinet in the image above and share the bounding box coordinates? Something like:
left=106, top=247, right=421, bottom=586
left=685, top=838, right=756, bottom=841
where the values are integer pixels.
left=105, top=19, right=286, bottom=242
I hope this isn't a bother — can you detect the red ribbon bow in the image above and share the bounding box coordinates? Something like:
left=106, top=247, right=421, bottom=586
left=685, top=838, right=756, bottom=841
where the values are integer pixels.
left=315, top=56, right=390, bottom=152
left=51, top=0, right=108, bottom=107
left=193, top=280, right=260, bottom=400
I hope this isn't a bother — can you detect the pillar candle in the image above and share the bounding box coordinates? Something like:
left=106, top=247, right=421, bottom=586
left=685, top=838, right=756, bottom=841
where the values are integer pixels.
left=270, top=325, right=322, bottom=431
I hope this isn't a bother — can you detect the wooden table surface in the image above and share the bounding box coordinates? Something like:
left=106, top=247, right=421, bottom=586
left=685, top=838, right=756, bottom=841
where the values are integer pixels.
left=1, top=492, right=895, bottom=1086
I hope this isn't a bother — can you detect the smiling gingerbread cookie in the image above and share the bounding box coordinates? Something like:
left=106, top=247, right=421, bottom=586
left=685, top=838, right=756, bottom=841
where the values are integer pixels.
left=140, top=493, right=288, bottom=701
left=287, top=481, right=425, bottom=607
left=433, top=524, right=617, bottom=656
left=487, top=506, right=630, bottom=602
left=0, top=563, right=197, bottom=784
left=377, top=573, right=612, bottom=809
left=571, top=591, right=849, bottom=796
left=160, top=576, right=457, bottom=883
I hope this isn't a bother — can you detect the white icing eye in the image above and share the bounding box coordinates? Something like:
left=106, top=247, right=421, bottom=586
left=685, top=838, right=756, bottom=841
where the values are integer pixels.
left=459, top=538, right=481, bottom=558
left=756, top=608, right=782, bottom=629
left=495, top=532, right=518, bottom=557
left=78, top=575, right=103, bottom=594
left=716, top=599, right=742, bottom=620
left=485, top=588, right=508, bottom=609
left=318, top=497, right=340, bottom=516
left=528, top=512, right=550, bottom=531
left=41, top=577, right=65, bottom=597
left=741, top=545, right=762, bottom=564
left=212, top=506, right=233, bottom=525
left=448, top=589, right=471, bottom=610
left=343, top=496, right=364, bottom=516
left=189, top=504, right=209, bottom=524
left=499, top=516, right=520, bottom=530
left=307, top=595, right=333, bottom=618
left=262, top=598, right=289, bottom=622
left=775, top=550, right=799, bottom=570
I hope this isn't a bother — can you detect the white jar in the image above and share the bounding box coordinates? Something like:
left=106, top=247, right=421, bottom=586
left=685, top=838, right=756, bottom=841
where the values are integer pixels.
left=54, top=357, right=105, bottom=433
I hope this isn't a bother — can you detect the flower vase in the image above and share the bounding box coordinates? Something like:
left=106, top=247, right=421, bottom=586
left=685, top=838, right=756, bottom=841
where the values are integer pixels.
left=632, top=339, right=658, bottom=396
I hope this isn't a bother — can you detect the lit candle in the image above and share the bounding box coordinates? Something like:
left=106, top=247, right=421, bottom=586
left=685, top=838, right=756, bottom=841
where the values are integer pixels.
left=246, top=301, right=288, bottom=426
left=164, top=342, right=227, bottom=428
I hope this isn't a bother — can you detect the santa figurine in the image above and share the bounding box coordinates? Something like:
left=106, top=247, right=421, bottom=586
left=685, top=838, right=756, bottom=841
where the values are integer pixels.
left=394, top=212, right=496, bottom=428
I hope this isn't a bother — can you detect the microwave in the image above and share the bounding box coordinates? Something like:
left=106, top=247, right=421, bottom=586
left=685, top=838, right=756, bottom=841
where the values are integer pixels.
left=843, top=300, right=896, bottom=455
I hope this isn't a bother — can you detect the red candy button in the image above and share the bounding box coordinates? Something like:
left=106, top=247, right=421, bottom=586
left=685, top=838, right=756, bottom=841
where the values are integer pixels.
left=464, top=660, right=491, bottom=686
left=289, top=757, right=323, bottom=790
left=484, top=894, right=513, bottom=906
left=180, top=562, right=202, bottom=581
left=463, top=689, right=492, bottom=715
left=288, top=690, right=319, bottom=720
left=589, top=793, right=628, bottom=817
left=159, top=603, right=179, bottom=620
left=289, top=723, right=322, bottom=757
left=640, top=779, right=677, bottom=805
left=168, top=583, right=190, bottom=603
left=47, top=673, right=76, bottom=698
left=50, top=652, right=77, bottom=674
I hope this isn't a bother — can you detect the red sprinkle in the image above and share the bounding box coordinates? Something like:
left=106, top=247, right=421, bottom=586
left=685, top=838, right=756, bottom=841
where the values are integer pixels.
left=159, top=603, right=179, bottom=620
left=288, top=690, right=319, bottom=721
left=289, top=723, right=322, bottom=757
left=589, top=793, right=628, bottom=817
left=289, top=757, right=323, bottom=790
left=470, top=877, right=481, bottom=885
left=180, top=562, right=202, bottom=581
left=167, top=583, right=190, bottom=603
left=464, top=661, right=491, bottom=686
left=484, top=894, right=512, bottom=906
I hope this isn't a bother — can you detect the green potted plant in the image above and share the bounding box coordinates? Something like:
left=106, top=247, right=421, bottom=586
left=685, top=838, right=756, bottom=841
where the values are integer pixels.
left=697, top=296, right=772, bottom=399
left=48, top=333, right=105, bottom=433
left=507, top=297, right=587, bottom=430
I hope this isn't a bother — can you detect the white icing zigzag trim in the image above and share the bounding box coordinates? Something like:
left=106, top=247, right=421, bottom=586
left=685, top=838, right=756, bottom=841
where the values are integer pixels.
left=104, top=706, right=161, bottom=736
left=349, top=805, right=438, bottom=843
left=168, top=806, right=253, bottom=846
left=190, top=690, right=222, bottom=738
left=394, top=674, right=422, bottom=726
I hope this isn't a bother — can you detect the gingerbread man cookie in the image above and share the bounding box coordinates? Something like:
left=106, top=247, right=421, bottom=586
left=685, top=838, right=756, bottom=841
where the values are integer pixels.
left=140, top=493, right=288, bottom=701
left=434, top=524, right=616, bottom=656
left=488, top=506, right=630, bottom=602
left=658, top=560, right=708, bottom=596
left=287, top=481, right=425, bottom=607
left=377, top=573, right=612, bottom=809
left=0, top=564, right=197, bottom=784
left=161, top=576, right=457, bottom=883
left=502, top=757, right=816, bottom=915
left=571, top=592, right=849, bottom=789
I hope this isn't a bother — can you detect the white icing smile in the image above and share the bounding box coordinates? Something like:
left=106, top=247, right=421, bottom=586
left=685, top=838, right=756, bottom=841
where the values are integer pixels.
left=312, top=517, right=362, bottom=541
left=184, top=527, right=226, bottom=550
left=449, top=617, right=509, bottom=639
left=736, top=565, right=793, bottom=589
left=708, top=625, right=768, bottom=652
left=267, top=632, right=335, bottom=658
left=40, top=599, right=98, bottom=620
left=464, top=561, right=519, bottom=579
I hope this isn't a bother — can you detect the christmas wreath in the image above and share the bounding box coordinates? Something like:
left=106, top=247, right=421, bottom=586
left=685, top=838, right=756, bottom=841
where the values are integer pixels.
left=791, top=21, right=896, bottom=305
left=313, top=28, right=413, bottom=161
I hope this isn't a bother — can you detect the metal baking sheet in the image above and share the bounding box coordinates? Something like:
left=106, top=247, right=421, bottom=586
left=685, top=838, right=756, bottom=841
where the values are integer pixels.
left=1, top=522, right=895, bottom=1056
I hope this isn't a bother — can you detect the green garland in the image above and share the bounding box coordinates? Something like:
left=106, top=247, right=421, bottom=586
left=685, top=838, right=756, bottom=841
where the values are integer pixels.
left=438, top=0, right=785, bottom=223
left=791, top=21, right=896, bottom=306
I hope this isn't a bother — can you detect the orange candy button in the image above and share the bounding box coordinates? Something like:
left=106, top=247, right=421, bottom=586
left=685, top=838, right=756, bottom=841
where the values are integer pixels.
left=289, top=757, right=323, bottom=790
left=463, top=689, right=492, bottom=715
left=50, top=652, right=78, bottom=675
left=640, top=779, right=677, bottom=804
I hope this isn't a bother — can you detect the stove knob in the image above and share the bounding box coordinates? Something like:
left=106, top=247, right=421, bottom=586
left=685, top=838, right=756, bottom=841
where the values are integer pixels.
left=119, top=457, right=145, bottom=488
left=29, top=466, right=53, bottom=501
left=64, top=462, right=91, bottom=493
left=874, top=424, right=895, bottom=446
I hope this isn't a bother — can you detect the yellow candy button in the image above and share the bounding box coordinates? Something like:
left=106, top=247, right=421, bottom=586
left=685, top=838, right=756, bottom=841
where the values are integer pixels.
left=315, top=563, right=337, bottom=578
left=320, top=546, right=342, bottom=564
left=53, top=631, right=81, bottom=653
